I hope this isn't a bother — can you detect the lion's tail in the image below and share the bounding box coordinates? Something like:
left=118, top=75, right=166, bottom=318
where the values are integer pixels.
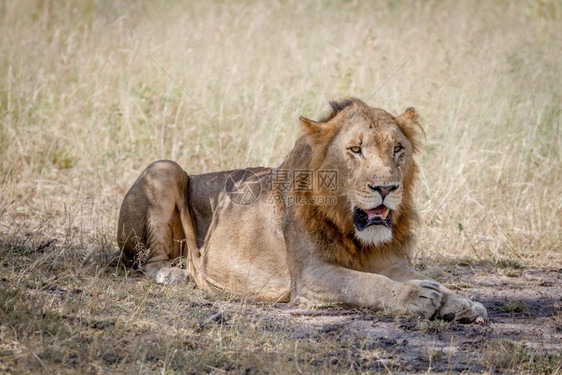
left=179, top=173, right=226, bottom=292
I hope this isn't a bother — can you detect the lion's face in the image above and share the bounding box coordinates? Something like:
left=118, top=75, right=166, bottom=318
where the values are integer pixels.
left=301, top=99, right=422, bottom=246
left=336, top=108, right=414, bottom=245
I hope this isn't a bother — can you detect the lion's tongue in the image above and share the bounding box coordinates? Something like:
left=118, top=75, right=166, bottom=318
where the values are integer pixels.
left=365, top=205, right=389, bottom=220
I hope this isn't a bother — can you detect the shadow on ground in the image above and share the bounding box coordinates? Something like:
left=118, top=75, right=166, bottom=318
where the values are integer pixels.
left=0, top=239, right=560, bottom=373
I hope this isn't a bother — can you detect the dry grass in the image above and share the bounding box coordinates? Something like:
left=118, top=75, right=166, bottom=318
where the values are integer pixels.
left=1, top=0, right=561, bottom=373
left=482, top=340, right=561, bottom=374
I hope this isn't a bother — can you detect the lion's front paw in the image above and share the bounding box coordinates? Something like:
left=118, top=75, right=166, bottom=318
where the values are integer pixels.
left=154, top=267, right=189, bottom=284
left=439, top=295, right=488, bottom=324
left=395, top=280, right=443, bottom=319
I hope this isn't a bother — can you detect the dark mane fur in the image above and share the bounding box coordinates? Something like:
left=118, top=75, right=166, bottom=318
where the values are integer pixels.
left=318, top=97, right=362, bottom=123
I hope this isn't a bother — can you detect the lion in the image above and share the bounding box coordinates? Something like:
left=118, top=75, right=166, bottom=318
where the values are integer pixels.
left=117, top=98, right=488, bottom=322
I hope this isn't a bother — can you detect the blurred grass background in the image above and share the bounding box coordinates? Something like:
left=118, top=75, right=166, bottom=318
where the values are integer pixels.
left=0, top=0, right=560, bottom=264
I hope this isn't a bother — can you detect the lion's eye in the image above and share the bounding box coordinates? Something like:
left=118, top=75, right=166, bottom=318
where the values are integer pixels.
left=349, top=146, right=362, bottom=154
left=394, top=144, right=404, bottom=154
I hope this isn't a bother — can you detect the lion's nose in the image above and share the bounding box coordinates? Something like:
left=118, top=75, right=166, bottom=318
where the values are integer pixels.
left=367, top=184, right=398, bottom=200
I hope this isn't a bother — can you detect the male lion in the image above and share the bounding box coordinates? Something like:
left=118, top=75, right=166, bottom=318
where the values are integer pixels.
left=117, top=98, right=488, bottom=322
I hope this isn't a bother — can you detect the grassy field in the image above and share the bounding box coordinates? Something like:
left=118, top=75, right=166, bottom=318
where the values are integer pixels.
left=1, top=0, right=561, bottom=373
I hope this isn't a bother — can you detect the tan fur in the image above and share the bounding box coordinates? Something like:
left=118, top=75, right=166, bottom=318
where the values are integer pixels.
left=117, top=98, right=488, bottom=323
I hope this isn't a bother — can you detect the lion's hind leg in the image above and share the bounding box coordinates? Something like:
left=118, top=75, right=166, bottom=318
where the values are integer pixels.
left=118, top=160, right=192, bottom=284
left=143, top=212, right=190, bottom=284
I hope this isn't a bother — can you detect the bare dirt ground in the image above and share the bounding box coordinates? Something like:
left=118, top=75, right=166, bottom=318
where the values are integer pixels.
left=273, top=262, right=562, bottom=373
left=1, top=232, right=560, bottom=373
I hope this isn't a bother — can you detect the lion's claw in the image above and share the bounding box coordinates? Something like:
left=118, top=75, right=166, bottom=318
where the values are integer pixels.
left=397, top=280, right=443, bottom=319
left=155, top=267, right=190, bottom=284
left=394, top=280, right=488, bottom=323
left=438, top=295, right=489, bottom=324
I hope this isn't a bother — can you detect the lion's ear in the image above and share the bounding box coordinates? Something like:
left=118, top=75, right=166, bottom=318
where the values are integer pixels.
left=396, top=107, right=425, bottom=153
left=300, top=116, right=338, bottom=148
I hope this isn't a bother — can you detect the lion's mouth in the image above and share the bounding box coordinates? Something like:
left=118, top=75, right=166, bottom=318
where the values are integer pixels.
left=353, top=205, right=392, bottom=231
